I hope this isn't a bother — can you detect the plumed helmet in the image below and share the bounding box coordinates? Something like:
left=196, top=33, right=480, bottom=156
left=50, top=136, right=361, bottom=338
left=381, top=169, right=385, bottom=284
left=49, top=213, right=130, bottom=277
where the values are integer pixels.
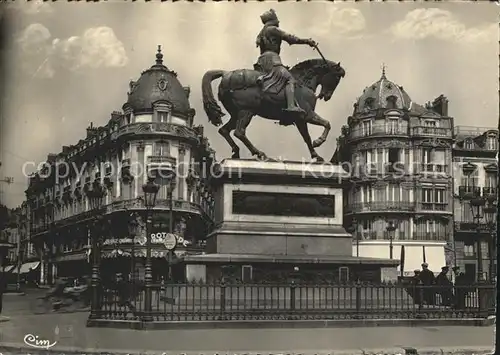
left=260, top=9, right=278, bottom=24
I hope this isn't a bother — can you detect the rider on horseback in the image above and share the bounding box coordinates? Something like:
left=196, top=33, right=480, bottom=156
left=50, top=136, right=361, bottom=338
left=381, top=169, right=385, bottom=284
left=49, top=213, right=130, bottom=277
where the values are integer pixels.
left=255, top=9, right=317, bottom=115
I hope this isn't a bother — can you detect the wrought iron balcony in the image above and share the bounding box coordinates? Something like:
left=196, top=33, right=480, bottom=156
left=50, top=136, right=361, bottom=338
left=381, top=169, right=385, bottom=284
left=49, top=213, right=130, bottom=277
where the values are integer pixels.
left=348, top=201, right=415, bottom=213
left=454, top=221, right=494, bottom=233
left=347, top=123, right=407, bottom=141
left=419, top=202, right=448, bottom=212
left=413, top=233, right=449, bottom=241
left=483, top=187, right=497, bottom=198
left=411, top=126, right=452, bottom=138
left=114, top=122, right=198, bottom=142
left=458, top=186, right=481, bottom=199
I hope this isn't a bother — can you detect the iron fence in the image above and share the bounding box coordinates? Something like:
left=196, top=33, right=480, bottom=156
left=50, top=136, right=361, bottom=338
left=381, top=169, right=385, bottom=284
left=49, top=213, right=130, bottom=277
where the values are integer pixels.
left=96, top=282, right=496, bottom=322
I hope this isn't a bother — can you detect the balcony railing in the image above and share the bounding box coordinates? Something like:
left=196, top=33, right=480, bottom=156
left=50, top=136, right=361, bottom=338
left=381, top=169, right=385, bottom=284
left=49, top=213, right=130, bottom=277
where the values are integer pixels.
left=348, top=124, right=406, bottom=140
left=413, top=233, right=449, bottom=241
left=348, top=201, right=415, bottom=213
left=419, top=202, right=448, bottom=212
left=148, top=155, right=177, bottom=165
left=420, top=164, right=449, bottom=175
left=454, top=221, right=493, bottom=232
left=483, top=187, right=497, bottom=197
left=458, top=186, right=481, bottom=199
left=114, top=122, right=198, bottom=141
left=411, top=126, right=452, bottom=138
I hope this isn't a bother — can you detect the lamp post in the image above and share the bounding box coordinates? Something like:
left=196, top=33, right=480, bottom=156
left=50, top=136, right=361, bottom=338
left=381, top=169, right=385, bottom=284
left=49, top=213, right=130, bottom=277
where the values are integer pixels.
left=469, top=196, right=496, bottom=282
left=88, top=181, right=105, bottom=320
left=142, top=176, right=159, bottom=322
left=386, top=220, right=396, bottom=259
left=483, top=200, right=496, bottom=282
left=167, top=181, right=176, bottom=282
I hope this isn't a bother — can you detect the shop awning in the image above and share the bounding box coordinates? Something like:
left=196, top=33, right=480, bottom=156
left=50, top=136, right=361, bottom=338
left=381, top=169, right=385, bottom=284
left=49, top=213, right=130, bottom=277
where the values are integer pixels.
left=11, top=261, right=40, bottom=274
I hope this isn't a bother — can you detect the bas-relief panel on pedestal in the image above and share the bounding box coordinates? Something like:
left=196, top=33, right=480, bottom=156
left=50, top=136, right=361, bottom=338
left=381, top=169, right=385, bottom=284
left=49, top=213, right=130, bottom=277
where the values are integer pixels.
left=231, top=191, right=335, bottom=218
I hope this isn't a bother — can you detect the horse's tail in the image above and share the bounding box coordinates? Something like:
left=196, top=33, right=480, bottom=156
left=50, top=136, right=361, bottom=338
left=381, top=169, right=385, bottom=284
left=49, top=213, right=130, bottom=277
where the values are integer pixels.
left=202, top=70, right=226, bottom=127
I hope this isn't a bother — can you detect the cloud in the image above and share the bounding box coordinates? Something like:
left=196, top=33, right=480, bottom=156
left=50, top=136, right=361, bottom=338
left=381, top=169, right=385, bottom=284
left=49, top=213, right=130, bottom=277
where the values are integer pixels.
left=310, top=7, right=366, bottom=38
left=390, top=8, right=497, bottom=43
left=16, top=24, right=129, bottom=78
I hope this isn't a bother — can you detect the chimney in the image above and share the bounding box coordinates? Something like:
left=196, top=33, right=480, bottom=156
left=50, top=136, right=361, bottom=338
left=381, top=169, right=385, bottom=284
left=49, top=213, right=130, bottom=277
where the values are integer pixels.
left=183, top=86, right=191, bottom=99
left=430, top=95, right=448, bottom=116
left=62, top=146, right=70, bottom=155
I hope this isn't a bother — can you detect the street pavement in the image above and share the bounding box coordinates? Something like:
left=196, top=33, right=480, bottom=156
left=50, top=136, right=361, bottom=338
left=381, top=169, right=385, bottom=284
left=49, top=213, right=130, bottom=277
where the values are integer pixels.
left=0, top=290, right=495, bottom=353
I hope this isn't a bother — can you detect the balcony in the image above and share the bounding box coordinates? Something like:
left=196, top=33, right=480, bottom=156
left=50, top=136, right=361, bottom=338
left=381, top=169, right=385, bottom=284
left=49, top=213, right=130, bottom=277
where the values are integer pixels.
left=411, top=126, right=452, bottom=138
left=114, top=122, right=198, bottom=142
left=454, top=221, right=492, bottom=233
left=147, top=155, right=177, bottom=178
left=348, top=201, right=415, bottom=213
left=413, top=233, right=449, bottom=241
left=348, top=124, right=407, bottom=141
left=458, top=186, right=481, bottom=199
left=419, top=202, right=448, bottom=212
left=483, top=187, right=497, bottom=198
left=420, top=164, right=449, bottom=175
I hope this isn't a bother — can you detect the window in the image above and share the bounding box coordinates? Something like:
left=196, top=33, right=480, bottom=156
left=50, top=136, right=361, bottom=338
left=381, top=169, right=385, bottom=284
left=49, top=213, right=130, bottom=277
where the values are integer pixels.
left=122, top=144, right=130, bottom=160
left=425, top=220, right=436, bottom=233
left=125, top=114, right=131, bottom=125
left=241, top=265, right=253, bottom=283
left=388, top=185, right=400, bottom=202
left=386, top=119, right=399, bottom=134
left=154, top=141, right=169, bottom=156
left=422, top=188, right=433, bottom=203
left=486, top=136, right=497, bottom=151
left=158, top=111, right=169, bottom=123
left=434, top=189, right=445, bottom=203
left=388, top=148, right=400, bottom=165
left=364, top=98, right=374, bottom=110
left=362, top=120, right=372, bottom=136
left=464, top=138, right=474, bottom=150
left=464, top=244, right=475, bottom=257
left=362, top=186, right=373, bottom=203
left=339, top=267, right=349, bottom=283
left=424, top=120, right=437, bottom=127
left=362, top=219, right=372, bottom=230
left=485, top=172, right=497, bottom=188
left=422, top=148, right=432, bottom=164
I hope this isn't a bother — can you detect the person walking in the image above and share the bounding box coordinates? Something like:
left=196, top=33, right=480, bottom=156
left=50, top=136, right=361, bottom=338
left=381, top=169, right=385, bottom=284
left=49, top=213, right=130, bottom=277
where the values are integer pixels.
left=419, top=263, right=436, bottom=305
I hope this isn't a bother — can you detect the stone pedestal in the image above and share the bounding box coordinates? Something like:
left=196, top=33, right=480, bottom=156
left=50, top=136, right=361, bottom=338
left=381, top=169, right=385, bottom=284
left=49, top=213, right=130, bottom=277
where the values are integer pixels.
left=182, top=159, right=399, bottom=283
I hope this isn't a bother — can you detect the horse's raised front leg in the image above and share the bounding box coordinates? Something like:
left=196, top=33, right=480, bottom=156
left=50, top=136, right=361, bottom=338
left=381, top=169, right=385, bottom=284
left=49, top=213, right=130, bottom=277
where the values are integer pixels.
left=295, top=120, right=324, bottom=162
left=233, top=110, right=266, bottom=159
left=305, top=112, right=331, bottom=148
left=218, top=115, right=240, bottom=158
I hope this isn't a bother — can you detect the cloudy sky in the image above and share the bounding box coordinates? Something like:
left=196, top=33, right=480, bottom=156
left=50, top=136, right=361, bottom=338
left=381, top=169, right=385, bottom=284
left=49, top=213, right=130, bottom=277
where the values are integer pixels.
left=0, top=1, right=497, bottom=208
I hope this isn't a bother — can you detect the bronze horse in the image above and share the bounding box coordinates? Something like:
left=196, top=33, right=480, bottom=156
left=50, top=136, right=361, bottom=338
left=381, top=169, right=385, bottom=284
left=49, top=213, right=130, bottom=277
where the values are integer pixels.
left=202, top=58, right=345, bottom=162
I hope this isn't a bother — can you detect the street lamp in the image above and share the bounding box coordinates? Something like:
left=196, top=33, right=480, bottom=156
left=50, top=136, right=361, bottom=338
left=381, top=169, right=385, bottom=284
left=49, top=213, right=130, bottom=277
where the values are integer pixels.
left=386, top=220, right=396, bottom=259
left=88, top=180, right=105, bottom=320
left=142, top=176, right=159, bottom=322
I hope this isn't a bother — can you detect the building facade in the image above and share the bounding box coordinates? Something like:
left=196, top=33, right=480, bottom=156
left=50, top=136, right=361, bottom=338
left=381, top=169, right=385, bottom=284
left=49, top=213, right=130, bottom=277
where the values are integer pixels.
left=26, top=47, right=214, bottom=284
left=452, top=126, right=498, bottom=282
left=332, top=70, right=454, bottom=275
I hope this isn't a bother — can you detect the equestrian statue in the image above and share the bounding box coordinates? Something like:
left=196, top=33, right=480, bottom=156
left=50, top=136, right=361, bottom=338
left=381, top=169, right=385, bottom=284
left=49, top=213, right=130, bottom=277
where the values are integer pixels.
left=201, top=9, right=345, bottom=162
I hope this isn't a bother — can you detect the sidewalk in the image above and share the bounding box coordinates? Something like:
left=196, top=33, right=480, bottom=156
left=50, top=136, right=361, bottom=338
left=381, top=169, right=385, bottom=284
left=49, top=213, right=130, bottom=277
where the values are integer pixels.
left=0, top=312, right=495, bottom=354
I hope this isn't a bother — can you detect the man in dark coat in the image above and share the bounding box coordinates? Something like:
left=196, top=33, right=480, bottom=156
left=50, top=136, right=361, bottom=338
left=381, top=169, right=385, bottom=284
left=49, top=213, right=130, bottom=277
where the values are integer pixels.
left=419, top=263, right=436, bottom=305
left=410, top=269, right=422, bottom=307
left=435, top=266, right=453, bottom=306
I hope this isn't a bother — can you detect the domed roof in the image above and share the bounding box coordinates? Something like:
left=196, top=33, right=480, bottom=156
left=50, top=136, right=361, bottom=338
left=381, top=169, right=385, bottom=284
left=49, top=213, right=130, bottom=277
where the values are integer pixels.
left=124, top=46, right=191, bottom=115
left=354, top=67, right=412, bottom=114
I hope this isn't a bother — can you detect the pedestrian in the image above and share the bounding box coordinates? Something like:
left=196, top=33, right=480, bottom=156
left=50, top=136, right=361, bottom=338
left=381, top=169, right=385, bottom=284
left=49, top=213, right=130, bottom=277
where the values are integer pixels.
left=419, top=263, right=436, bottom=305
left=410, top=269, right=422, bottom=307
left=435, top=266, right=453, bottom=306
left=116, top=273, right=135, bottom=313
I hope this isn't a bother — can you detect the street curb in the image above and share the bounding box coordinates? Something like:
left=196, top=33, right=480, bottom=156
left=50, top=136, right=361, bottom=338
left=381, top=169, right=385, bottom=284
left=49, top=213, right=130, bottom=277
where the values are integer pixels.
left=3, top=292, right=26, bottom=296
left=86, top=317, right=496, bottom=330
left=0, top=344, right=494, bottom=355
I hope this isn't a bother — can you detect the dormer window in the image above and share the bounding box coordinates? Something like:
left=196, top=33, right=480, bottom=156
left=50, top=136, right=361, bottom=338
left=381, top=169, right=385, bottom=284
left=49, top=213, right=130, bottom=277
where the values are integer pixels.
left=157, top=111, right=170, bottom=123
left=424, top=120, right=437, bottom=127
left=364, top=97, right=375, bottom=110
left=154, top=141, right=169, bottom=156
left=464, top=138, right=474, bottom=150
left=125, top=113, right=131, bottom=125
left=386, top=95, right=397, bottom=109
left=486, top=135, right=497, bottom=150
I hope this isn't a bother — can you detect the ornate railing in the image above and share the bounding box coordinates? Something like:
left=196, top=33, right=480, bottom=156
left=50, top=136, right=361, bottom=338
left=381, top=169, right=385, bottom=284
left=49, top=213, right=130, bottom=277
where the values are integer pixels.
left=92, top=282, right=496, bottom=322
left=114, top=122, right=198, bottom=142
left=348, top=124, right=407, bottom=141
left=458, top=186, right=481, bottom=199
left=483, top=187, right=497, bottom=197
left=347, top=201, right=415, bottom=213
left=411, top=126, right=452, bottom=138
left=418, top=202, right=449, bottom=212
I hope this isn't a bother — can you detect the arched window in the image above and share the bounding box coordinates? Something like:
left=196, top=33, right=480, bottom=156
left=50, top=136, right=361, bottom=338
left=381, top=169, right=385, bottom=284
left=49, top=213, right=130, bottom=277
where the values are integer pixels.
left=486, top=135, right=497, bottom=151
left=464, top=138, right=474, bottom=150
